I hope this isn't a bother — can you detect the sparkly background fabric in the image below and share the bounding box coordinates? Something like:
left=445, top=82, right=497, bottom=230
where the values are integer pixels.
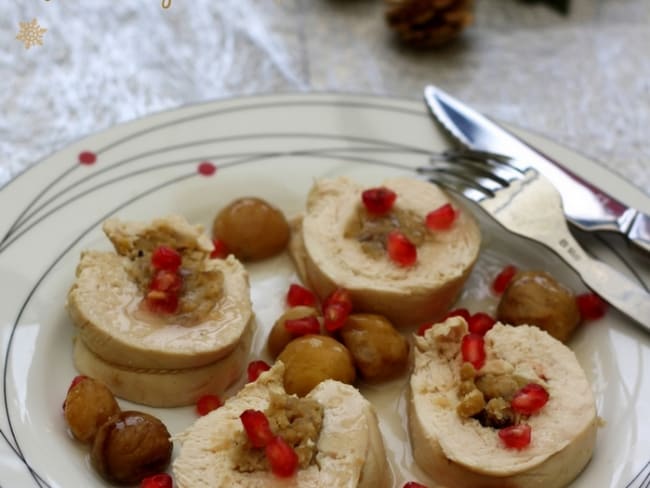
left=1, top=0, right=648, bottom=192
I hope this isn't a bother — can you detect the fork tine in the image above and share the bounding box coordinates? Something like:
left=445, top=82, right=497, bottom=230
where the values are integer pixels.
left=434, top=167, right=506, bottom=194
left=420, top=159, right=517, bottom=187
left=426, top=170, right=493, bottom=203
left=432, top=148, right=529, bottom=174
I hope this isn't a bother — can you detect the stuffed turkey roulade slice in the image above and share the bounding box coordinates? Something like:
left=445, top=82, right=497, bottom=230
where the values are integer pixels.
left=66, top=215, right=254, bottom=406
left=409, top=317, right=598, bottom=488
left=173, top=362, right=391, bottom=488
left=290, top=177, right=481, bottom=327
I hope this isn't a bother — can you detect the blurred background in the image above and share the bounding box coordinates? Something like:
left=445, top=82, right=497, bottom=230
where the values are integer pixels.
left=1, top=0, right=648, bottom=190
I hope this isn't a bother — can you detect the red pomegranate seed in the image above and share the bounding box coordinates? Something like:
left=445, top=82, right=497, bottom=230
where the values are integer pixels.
left=151, top=246, right=182, bottom=271
left=511, top=383, right=549, bottom=415
left=403, top=483, right=429, bottom=488
left=461, top=334, right=486, bottom=370
left=492, top=265, right=517, bottom=294
left=361, top=187, right=397, bottom=215
left=240, top=409, right=274, bottom=448
left=197, top=161, right=217, bottom=176
left=387, top=230, right=417, bottom=267
left=210, top=238, right=229, bottom=259
left=322, top=288, right=353, bottom=332
left=443, top=308, right=471, bottom=321
left=417, top=322, right=434, bottom=336
left=149, top=269, right=183, bottom=294
left=467, top=312, right=496, bottom=336
left=265, top=436, right=299, bottom=478
left=425, top=203, right=457, bottom=230
left=498, top=424, right=532, bottom=449
left=286, top=284, right=316, bottom=307
left=196, top=394, right=223, bottom=416
left=247, top=360, right=271, bottom=382
left=284, top=316, right=320, bottom=336
left=576, top=292, right=608, bottom=321
left=323, top=303, right=350, bottom=332
left=323, top=288, right=353, bottom=313
left=78, top=151, right=97, bottom=165
left=146, top=292, right=179, bottom=314
left=140, top=473, right=173, bottom=488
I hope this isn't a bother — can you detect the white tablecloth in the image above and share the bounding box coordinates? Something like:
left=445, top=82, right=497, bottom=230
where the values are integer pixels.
left=1, top=0, right=649, bottom=193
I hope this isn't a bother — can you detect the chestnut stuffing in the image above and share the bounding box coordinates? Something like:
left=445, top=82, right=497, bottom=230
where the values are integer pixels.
left=233, top=392, right=324, bottom=473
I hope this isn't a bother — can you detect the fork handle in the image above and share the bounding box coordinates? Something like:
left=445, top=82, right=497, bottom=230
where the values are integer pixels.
left=544, top=227, right=650, bottom=333
left=628, top=213, right=650, bottom=254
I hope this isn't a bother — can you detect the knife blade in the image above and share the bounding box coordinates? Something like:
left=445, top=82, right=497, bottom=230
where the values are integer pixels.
left=424, top=84, right=650, bottom=254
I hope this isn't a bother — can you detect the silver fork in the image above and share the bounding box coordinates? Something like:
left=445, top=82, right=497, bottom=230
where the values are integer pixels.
left=417, top=150, right=650, bottom=334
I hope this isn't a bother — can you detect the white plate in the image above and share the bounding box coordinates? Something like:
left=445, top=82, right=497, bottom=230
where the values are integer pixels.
left=0, top=93, right=648, bottom=488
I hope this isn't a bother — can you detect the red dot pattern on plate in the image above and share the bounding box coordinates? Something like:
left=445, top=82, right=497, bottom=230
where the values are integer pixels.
left=198, top=161, right=217, bottom=176
left=78, top=151, right=97, bottom=165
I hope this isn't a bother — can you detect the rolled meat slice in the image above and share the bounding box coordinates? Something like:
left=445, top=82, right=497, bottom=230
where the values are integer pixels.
left=409, top=317, right=598, bottom=488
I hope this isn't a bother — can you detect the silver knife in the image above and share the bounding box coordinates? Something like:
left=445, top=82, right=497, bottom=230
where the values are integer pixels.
left=424, top=84, right=650, bottom=254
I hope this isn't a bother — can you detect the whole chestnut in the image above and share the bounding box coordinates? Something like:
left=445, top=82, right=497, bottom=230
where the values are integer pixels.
left=496, top=270, right=580, bottom=342
left=63, top=376, right=120, bottom=443
left=90, top=411, right=172, bottom=484
left=213, top=197, right=290, bottom=261
left=340, top=313, right=409, bottom=382
left=278, top=335, right=356, bottom=397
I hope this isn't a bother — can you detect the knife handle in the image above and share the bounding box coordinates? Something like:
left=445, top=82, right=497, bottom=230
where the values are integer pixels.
left=546, top=223, right=650, bottom=333
left=628, top=213, right=650, bottom=255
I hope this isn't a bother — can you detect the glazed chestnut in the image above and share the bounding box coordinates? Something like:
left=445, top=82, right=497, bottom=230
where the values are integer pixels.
left=267, top=306, right=320, bottom=358
left=213, top=197, right=290, bottom=261
left=90, top=411, right=172, bottom=485
left=63, top=376, right=120, bottom=443
left=496, top=270, right=580, bottom=343
left=278, top=335, right=356, bottom=397
left=340, top=313, right=409, bottom=382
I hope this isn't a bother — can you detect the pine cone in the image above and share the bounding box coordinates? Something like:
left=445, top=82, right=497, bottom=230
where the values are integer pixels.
left=385, top=0, right=474, bottom=48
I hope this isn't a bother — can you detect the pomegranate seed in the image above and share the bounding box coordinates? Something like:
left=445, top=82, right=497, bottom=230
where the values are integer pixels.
left=146, top=292, right=179, bottom=314
left=403, top=483, right=429, bottom=488
left=322, top=288, right=353, bottom=332
left=196, top=394, right=223, bottom=416
left=417, top=322, right=434, bottom=336
left=467, top=312, right=496, bottom=336
left=247, top=360, right=271, bottom=382
left=151, top=246, right=182, bottom=271
left=210, top=238, right=229, bottom=259
left=498, top=424, right=532, bottom=449
left=492, top=265, right=517, bottom=294
left=197, top=161, right=217, bottom=176
left=361, top=187, right=397, bottom=215
left=140, top=473, right=173, bottom=488
left=78, top=151, right=97, bottom=165
left=240, top=409, right=274, bottom=448
left=323, top=303, right=350, bottom=332
left=425, top=203, right=457, bottom=230
left=286, top=284, right=316, bottom=307
left=461, top=334, right=486, bottom=370
left=323, top=288, right=353, bottom=313
left=443, top=308, right=471, bottom=321
left=265, top=436, right=299, bottom=478
left=284, top=316, right=320, bottom=336
left=387, top=230, right=417, bottom=267
left=149, top=269, right=183, bottom=294
left=511, top=383, right=549, bottom=415
left=576, top=292, right=607, bottom=321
